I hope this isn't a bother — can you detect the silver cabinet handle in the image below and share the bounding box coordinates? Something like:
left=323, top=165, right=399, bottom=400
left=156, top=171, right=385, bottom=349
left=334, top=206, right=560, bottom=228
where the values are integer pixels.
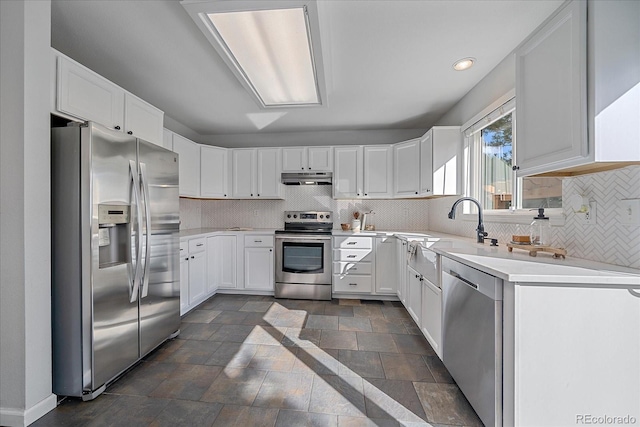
left=347, top=255, right=357, bottom=258
left=349, top=283, right=357, bottom=286
left=254, top=240, right=262, bottom=243
left=196, top=243, right=203, bottom=247
left=347, top=242, right=357, bottom=245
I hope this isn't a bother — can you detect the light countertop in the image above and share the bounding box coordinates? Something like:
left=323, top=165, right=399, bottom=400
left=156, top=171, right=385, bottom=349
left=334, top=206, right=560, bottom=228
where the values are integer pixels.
left=180, top=227, right=640, bottom=287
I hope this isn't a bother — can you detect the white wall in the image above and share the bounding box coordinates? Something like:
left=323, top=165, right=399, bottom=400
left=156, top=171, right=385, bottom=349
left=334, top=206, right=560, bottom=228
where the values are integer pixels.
left=0, top=1, right=57, bottom=426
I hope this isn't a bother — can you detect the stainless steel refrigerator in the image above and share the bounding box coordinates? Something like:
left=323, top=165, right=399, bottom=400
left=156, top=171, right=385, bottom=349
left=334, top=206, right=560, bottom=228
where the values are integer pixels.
left=51, top=121, right=180, bottom=400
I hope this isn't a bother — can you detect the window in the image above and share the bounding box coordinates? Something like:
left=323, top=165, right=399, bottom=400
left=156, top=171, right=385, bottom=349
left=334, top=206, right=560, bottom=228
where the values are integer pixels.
left=465, top=97, right=562, bottom=212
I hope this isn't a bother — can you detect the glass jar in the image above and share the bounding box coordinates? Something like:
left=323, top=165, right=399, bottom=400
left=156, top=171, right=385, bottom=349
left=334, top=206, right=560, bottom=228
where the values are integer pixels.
left=530, top=208, right=550, bottom=246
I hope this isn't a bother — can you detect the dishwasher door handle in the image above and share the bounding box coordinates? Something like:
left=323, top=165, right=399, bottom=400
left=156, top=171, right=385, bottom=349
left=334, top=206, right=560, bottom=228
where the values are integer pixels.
left=449, top=270, right=478, bottom=290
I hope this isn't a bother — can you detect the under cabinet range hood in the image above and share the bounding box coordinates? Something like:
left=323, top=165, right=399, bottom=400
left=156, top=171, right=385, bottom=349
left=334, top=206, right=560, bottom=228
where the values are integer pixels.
left=281, top=172, right=332, bottom=185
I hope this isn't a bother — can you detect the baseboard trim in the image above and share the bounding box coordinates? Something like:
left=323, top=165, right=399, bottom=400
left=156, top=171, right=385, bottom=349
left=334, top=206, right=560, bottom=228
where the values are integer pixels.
left=0, top=393, right=57, bottom=427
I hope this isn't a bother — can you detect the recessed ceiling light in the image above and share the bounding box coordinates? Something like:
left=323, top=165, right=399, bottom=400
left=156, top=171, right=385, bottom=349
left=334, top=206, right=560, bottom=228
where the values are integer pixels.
left=453, top=57, right=476, bottom=71
left=181, top=1, right=327, bottom=109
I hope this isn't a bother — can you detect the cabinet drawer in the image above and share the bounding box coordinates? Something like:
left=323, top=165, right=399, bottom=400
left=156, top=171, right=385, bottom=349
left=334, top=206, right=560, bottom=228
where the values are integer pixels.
left=333, top=249, right=374, bottom=262
left=188, top=237, right=206, bottom=253
left=179, top=241, right=188, bottom=256
left=333, top=236, right=373, bottom=249
left=413, top=247, right=439, bottom=287
left=333, top=261, right=372, bottom=276
left=244, top=235, right=274, bottom=247
left=333, top=274, right=373, bottom=293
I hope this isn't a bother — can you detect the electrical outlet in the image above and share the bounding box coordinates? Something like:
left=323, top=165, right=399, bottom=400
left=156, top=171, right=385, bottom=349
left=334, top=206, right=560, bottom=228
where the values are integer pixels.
left=577, top=201, right=597, bottom=225
left=620, top=199, right=640, bottom=225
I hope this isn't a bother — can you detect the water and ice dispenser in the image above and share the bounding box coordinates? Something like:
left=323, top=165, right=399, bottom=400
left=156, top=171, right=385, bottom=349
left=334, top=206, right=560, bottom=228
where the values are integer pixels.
left=98, top=204, right=131, bottom=268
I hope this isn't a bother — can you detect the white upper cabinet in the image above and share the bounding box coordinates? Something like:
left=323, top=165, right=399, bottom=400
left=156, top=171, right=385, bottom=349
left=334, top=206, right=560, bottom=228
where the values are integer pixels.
left=515, top=0, right=588, bottom=176
left=232, top=148, right=283, bottom=199
left=282, top=147, right=333, bottom=172
left=123, top=94, right=164, bottom=146
left=394, top=138, right=421, bottom=197
left=431, top=126, right=462, bottom=196
left=172, top=133, right=201, bottom=197
left=55, top=53, right=164, bottom=146
left=333, top=146, right=363, bottom=199
left=256, top=148, right=283, bottom=198
left=200, top=145, right=229, bottom=198
left=363, top=145, right=393, bottom=198
left=419, top=130, right=433, bottom=196
left=56, top=55, right=124, bottom=131
left=232, top=149, right=256, bottom=198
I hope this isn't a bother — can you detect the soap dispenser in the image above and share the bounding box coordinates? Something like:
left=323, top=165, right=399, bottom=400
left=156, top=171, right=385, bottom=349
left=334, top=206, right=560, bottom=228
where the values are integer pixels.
left=530, top=208, right=550, bottom=246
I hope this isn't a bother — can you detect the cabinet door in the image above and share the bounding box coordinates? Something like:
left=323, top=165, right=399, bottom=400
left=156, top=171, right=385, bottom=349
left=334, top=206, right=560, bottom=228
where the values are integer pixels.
left=201, top=146, right=228, bottom=198
left=162, top=129, right=174, bottom=151
left=308, top=147, right=333, bottom=171
left=172, top=134, right=200, bottom=197
left=180, top=256, right=189, bottom=315
left=421, top=278, right=442, bottom=358
left=257, top=148, right=282, bottom=198
left=431, top=127, right=461, bottom=196
left=232, top=149, right=256, bottom=198
left=419, top=131, right=433, bottom=195
left=394, top=139, right=421, bottom=197
left=515, top=0, right=587, bottom=175
left=375, top=237, right=397, bottom=294
left=57, top=56, right=124, bottom=130
left=282, top=147, right=306, bottom=172
left=124, top=93, right=164, bottom=146
left=407, top=266, right=422, bottom=326
left=208, top=235, right=237, bottom=290
left=244, top=247, right=274, bottom=290
left=397, top=239, right=407, bottom=304
left=364, top=146, right=393, bottom=198
left=189, top=251, right=207, bottom=306
left=333, top=146, right=362, bottom=198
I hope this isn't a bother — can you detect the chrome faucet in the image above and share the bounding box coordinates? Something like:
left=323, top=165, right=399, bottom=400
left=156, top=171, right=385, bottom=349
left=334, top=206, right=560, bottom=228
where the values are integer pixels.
left=447, top=197, right=488, bottom=244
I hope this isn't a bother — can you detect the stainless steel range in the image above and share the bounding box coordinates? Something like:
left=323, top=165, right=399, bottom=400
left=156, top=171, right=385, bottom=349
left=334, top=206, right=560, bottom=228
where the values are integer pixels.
left=275, top=211, right=333, bottom=300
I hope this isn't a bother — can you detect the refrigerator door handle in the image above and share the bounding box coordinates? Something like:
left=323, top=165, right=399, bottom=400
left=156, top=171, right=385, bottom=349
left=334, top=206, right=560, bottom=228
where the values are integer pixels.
left=129, top=160, right=143, bottom=303
left=139, top=162, right=152, bottom=298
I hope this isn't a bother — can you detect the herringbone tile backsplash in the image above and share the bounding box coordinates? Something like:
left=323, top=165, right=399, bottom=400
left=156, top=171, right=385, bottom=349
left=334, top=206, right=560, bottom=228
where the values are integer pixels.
left=181, top=165, right=640, bottom=269
left=428, top=166, right=640, bottom=269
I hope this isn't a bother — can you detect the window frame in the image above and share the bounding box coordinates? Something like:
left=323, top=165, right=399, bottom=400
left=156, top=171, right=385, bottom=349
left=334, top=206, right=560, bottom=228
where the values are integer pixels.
left=460, top=91, right=564, bottom=225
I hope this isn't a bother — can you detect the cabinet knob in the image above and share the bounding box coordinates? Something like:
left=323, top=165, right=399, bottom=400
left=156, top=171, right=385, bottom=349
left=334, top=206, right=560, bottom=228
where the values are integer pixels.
left=415, top=191, right=418, bottom=194
left=269, top=249, right=272, bottom=252
left=308, top=167, right=311, bottom=170
left=114, top=126, right=121, bottom=130
left=257, top=194, right=260, bottom=196
left=224, top=194, right=227, bottom=197
left=127, top=131, right=133, bottom=135
left=364, top=193, right=367, bottom=196
left=185, top=257, right=189, bottom=261
left=251, top=194, right=253, bottom=196
left=301, top=167, right=304, bottom=170
left=512, top=165, right=520, bottom=171
left=191, top=256, right=194, bottom=259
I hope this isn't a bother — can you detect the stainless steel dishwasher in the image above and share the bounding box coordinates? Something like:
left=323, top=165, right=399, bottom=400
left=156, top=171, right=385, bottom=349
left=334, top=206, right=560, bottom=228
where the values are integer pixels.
left=441, top=256, right=503, bottom=427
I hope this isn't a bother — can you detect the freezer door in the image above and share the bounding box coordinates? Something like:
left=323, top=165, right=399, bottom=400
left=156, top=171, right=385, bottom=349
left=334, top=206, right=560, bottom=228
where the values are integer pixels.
left=138, top=139, right=181, bottom=356
left=88, top=122, right=141, bottom=390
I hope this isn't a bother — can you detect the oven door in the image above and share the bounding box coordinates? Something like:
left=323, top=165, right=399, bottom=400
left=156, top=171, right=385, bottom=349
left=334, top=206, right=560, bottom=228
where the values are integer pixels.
left=275, top=235, right=332, bottom=285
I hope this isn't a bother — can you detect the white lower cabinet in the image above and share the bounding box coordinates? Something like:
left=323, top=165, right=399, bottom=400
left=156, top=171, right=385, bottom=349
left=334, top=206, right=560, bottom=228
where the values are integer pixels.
left=179, top=237, right=207, bottom=315
left=420, top=277, right=442, bottom=358
left=396, top=239, right=408, bottom=305
left=406, top=266, right=422, bottom=325
left=332, top=236, right=374, bottom=295
left=207, top=235, right=237, bottom=291
left=375, top=236, right=397, bottom=294
left=244, top=248, right=274, bottom=291
left=243, top=235, right=274, bottom=291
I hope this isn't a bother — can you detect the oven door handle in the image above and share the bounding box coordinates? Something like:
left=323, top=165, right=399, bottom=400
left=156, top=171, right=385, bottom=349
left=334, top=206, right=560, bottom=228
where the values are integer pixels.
left=275, top=235, right=332, bottom=242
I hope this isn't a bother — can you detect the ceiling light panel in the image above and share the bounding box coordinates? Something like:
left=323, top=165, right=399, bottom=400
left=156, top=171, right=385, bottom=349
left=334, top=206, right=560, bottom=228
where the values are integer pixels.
left=182, top=1, right=326, bottom=108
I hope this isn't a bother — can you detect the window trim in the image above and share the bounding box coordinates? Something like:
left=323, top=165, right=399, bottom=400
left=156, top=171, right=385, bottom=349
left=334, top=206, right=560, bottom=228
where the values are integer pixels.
left=461, top=90, right=564, bottom=225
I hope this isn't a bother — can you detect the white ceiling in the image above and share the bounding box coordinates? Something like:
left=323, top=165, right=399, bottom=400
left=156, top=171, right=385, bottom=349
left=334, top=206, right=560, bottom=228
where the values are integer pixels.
left=51, top=0, right=563, bottom=139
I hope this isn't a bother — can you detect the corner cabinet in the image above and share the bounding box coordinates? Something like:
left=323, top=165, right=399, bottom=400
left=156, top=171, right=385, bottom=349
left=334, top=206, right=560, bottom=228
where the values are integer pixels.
left=172, top=133, right=201, bottom=198
left=393, top=139, right=421, bottom=197
left=54, top=52, right=164, bottom=146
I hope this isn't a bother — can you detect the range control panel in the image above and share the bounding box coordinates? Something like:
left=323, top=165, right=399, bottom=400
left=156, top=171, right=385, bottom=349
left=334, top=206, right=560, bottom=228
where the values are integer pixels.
left=284, top=211, right=332, bottom=223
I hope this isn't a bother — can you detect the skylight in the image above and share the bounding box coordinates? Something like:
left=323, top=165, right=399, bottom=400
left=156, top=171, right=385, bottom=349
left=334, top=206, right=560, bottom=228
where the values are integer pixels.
left=181, top=1, right=326, bottom=108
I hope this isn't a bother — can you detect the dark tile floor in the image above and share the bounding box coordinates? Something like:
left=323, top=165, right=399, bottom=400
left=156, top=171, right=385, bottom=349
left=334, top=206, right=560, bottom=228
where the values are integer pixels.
left=34, top=295, right=483, bottom=427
